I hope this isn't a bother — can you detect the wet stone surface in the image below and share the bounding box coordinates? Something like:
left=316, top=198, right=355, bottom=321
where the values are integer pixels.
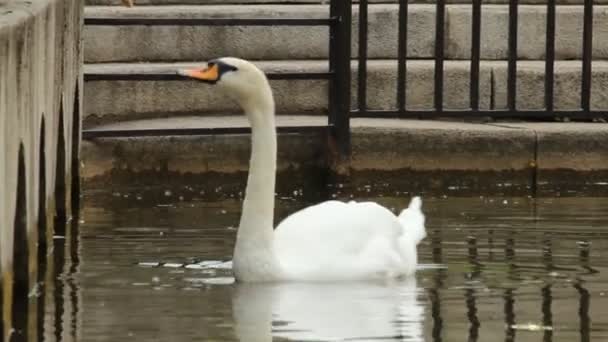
left=22, top=190, right=608, bottom=341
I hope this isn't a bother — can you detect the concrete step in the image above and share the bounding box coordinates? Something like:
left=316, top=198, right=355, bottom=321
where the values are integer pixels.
left=83, top=60, right=608, bottom=125
left=87, top=0, right=608, bottom=6
left=81, top=115, right=329, bottom=192
left=81, top=116, right=608, bottom=196
left=84, top=4, right=608, bottom=62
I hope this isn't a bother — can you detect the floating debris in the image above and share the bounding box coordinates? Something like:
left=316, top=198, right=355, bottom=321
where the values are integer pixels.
left=417, top=264, right=446, bottom=270
left=510, top=323, right=553, bottom=332
left=185, top=264, right=207, bottom=270
left=138, top=262, right=160, bottom=268
left=163, top=263, right=184, bottom=268
left=207, top=261, right=233, bottom=270
left=197, top=260, right=224, bottom=267
left=200, top=277, right=235, bottom=285
left=132, top=282, right=150, bottom=286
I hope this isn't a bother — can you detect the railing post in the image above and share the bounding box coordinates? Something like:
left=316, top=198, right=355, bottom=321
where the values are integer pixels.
left=329, top=0, right=352, bottom=174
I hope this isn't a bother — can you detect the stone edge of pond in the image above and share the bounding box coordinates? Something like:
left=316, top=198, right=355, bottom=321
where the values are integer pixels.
left=81, top=118, right=608, bottom=196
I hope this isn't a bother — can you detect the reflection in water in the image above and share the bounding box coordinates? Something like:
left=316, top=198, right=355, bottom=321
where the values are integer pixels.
left=542, top=285, right=553, bottom=342
left=1, top=216, right=81, bottom=341
left=575, top=283, right=590, bottom=342
left=233, top=280, right=422, bottom=342
left=4, top=195, right=608, bottom=341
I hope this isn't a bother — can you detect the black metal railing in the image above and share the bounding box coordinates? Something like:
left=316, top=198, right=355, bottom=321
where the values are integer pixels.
left=83, top=0, right=605, bottom=158
left=82, top=5, right=352, bottom=156
left=351, top=0, right=604, bottom=120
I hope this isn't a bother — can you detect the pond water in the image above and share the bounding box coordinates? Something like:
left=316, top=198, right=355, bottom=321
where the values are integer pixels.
left=24, top=193, right=608, bottom=341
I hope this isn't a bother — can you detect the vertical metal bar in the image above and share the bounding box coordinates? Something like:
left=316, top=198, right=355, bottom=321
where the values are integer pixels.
left=581, top=0, right=593, bottom=112
left=507, top=0, right=518, bottom=111
left=470, top=0, right=482, bottom=111
left=329, top=1, right=339, bottom=125
left=434, top=0, right=446, bottom=111
left=397, top=0, right=408, bottom=114
left=329, top=0, right=352, bottom=160
left=357, top=0, right=368, bottom=112
left=544, top=0, right=556, bottom=112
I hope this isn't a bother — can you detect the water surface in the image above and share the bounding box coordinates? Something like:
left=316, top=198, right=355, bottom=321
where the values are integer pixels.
left=38, top=194, right=608, bottom=341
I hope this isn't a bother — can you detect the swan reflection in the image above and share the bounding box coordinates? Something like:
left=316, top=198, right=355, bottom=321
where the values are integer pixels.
left=232, top=278, right=423, bottom=342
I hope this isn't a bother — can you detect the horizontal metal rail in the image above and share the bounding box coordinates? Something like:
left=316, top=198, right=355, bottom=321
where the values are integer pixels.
left=351, top=109, right=607, bottom=119
left=84, top=72, right=333, bottom=82
left=84, top=17, right=337, bottom=26
left=82, top=125, right=330, bottom=139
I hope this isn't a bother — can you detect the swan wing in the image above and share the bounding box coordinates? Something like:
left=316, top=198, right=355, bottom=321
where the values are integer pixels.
left=274, top=199, right=424, bottom=280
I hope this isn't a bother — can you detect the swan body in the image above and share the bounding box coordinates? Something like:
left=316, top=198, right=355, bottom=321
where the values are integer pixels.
left=178, top=58, right=426, bottom=282
left=275, top=198, right=425, bottom=280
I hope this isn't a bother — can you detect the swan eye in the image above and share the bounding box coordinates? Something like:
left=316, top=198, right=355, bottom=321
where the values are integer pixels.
left=215, top=61, right=238, bottom=75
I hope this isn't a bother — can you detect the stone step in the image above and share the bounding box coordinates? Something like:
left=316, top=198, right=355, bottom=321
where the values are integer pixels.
left=81, top=115, right=330, bottom=191
left=81, top=116, right=608, bottom=196
left=87, top=0, right=608, bottom=6
left=84, top=4, right=608, bottom=63
left=84, top=60, right=608, bottom=125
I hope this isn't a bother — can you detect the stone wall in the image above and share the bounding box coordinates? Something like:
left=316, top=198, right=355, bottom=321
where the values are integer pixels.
left=0, top=0, right=82, bottom=339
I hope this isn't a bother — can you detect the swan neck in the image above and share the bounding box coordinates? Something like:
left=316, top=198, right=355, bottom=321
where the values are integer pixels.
left=233, top=92, right=279, bottom=281
left=239, top=105, right=277, bottom=232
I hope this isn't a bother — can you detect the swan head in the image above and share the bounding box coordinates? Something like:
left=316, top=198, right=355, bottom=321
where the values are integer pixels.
left=177, top=57, right=274, bottom=113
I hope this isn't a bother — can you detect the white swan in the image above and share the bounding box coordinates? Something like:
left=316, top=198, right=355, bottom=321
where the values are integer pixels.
left=178, top=57, right=426, bottom=282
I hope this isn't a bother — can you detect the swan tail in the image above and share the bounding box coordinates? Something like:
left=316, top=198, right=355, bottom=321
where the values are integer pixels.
left=398, top=196, right=426, bottom=245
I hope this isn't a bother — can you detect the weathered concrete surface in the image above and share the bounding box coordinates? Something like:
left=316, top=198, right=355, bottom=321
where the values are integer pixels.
left=350, top=119, right=536, bottom=171
left=493, top=122, right=608, bottom=194
left=83, top=60, right=494, bottom=125
left=492, top=61, right=608, bottom=110
left=0, top=0, right=82, bottom=338
left=447, top=5, right=608, bottom=60
left=83, top=4, right=435, bottom=62
left=81, top=116, right=608, bottom=195
left=81, top=116, right=328, bottom=192
left=83, top=5, right=608, bottom=62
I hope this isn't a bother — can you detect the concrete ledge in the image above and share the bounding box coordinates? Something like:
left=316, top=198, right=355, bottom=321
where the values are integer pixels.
left=0, top=0, right=82, bottom=337
left=84, top=60, right=608, bottom=124
left=81, top=117, right=608, bottom=196
left=84, top=5, right=608, bottom=62
left=82, top=116, right=328, bottom=192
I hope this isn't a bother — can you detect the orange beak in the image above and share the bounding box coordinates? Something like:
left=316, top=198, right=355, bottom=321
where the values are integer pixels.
left=177, top=64, right=220, bottom=83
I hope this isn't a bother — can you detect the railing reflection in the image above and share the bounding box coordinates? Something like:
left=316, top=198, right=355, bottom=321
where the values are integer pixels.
left=465, top=236, right=480, bottom=342
left=425, top=213, right=595, bottom=342
left=574, top=283, right=590, bottom=342
left=429, top=227, right=444, bottom=342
